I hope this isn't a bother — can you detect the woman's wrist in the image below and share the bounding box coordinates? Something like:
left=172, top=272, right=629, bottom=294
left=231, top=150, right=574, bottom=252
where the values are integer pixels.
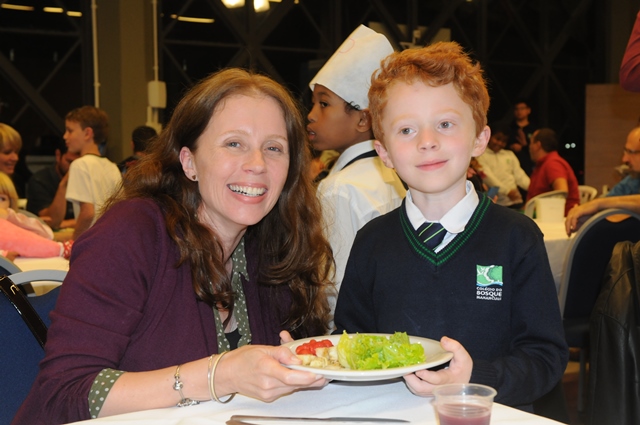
left=209, top=352, right=235, bottom=403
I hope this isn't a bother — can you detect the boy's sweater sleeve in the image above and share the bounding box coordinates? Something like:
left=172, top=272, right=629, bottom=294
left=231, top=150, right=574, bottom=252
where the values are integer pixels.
left=470, top=230, right=569, bottom=408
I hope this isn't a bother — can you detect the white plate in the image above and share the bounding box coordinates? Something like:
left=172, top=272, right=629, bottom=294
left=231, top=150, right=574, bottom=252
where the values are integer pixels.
left=282, top=333, right=453, bottom=382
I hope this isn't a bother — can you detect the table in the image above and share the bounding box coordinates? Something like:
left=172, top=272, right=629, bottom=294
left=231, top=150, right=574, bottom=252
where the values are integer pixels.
left=534, top=220, right=574, bottom=293
left=14, top=256, right=69, bottom=272
left=14, top=256, right=69, bottom=295
left=68, top=379, right=563, bottom=424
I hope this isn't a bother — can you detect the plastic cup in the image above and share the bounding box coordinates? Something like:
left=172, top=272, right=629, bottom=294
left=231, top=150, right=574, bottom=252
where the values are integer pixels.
left=432, top=384, right=497, bottom=425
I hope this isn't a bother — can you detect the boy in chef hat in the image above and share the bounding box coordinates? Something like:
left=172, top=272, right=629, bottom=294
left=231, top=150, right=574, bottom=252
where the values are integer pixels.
left=308, top=25, right=407, bottom=327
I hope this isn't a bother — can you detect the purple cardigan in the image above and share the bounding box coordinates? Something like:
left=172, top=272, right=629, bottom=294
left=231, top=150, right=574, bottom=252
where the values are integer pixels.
left=14, top=198, right=293, bottom=424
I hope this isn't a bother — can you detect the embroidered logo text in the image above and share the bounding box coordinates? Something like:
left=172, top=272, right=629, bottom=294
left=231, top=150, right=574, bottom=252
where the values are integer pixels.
left=476, top=265, right=503, bottom=301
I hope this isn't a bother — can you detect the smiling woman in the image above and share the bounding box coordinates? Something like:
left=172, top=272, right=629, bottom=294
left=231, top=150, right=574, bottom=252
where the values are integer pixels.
left=178, top=94, right=290, bottom=238
left=14, top=68, right=335, bottom=424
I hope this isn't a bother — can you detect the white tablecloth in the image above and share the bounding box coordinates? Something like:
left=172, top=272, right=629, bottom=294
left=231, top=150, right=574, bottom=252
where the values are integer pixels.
left=14, top=256, right=69, bottom=272
left=69, top=380, right=562, bottom=424
left=534, top=220, right=574, bottom=293
left=14, top=256, right=69, bottom=294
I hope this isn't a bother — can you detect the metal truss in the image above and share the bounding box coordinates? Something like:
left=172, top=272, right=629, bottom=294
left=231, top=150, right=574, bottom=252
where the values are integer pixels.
left=0, top=0, right=601, bottom=175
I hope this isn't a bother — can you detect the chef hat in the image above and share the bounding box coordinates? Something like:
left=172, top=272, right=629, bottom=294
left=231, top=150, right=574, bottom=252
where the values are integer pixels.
left=309, top=25, right=393, bottom=110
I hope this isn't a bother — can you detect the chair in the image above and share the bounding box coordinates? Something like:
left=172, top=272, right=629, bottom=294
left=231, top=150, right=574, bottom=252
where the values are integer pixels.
left=0, top=269, right=66, bottom=424
left=523, top=190, right=568, bottom=218
left=578, top=185, right=598, bottom=204
left=0, top=254, right=21, bottom=275
left=557, top=208, right=640, bottom=412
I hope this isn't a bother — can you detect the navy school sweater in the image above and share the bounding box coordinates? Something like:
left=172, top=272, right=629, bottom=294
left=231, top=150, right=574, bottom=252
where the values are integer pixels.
left=334, top=194, right=569, bottom=409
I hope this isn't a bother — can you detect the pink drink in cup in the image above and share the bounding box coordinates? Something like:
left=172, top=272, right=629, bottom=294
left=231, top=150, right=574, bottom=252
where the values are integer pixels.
left=433, top=384, right=497, bottom=425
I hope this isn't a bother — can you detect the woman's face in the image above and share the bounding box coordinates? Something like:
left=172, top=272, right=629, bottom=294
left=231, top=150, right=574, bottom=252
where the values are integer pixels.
left=0, top=143, right=19, bottom=176
left=180, top=94, right=290, bottom=237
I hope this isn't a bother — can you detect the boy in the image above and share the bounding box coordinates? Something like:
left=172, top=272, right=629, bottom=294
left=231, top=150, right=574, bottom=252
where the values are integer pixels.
left=476, top=124, right=529, bottom=208
left=334, top=42, right=568, bottom=409
left=508, top=99, right=537, bottom=176
left=308, top=25, right=407, bottom=322
left=64, top=106, right=122, bottom=240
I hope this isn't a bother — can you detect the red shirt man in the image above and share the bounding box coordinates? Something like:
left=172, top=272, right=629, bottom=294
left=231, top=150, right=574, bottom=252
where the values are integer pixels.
left=527, top=128, right=580, bottom=215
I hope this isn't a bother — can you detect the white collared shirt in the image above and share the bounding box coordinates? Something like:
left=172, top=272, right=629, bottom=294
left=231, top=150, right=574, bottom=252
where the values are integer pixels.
left=317, top=140, right=407, bottom=317
left=405, top=181, right=479, bottom=252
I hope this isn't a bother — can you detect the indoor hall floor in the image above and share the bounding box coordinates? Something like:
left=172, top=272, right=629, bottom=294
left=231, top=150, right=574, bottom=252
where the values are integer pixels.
left=563, top=360, right=585, bottom=425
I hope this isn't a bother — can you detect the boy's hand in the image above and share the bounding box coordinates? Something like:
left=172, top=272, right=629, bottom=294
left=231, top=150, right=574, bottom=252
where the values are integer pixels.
left=279, top=330, right=295, bottom=345
left=403, top=336, right=472, bottom=397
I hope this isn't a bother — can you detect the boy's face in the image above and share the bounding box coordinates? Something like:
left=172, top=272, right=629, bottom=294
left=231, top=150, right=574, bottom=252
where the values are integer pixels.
left=63, top=120, right=89, bottom=154
left=375, top=81, right=488, bottom=203
left=307, top=84, right=364, bottom=153
left=487, top=132, right=507, bottom=153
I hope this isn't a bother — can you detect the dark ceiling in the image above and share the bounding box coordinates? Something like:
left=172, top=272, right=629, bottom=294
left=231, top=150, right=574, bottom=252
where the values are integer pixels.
left=0, top=0, right=615, bottom=180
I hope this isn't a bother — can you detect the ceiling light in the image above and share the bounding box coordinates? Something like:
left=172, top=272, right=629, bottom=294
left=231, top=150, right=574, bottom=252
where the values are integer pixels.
left=221, top=0, right=270, bottom=12
left=67, top=11, right=81, bottom=17
left=221, top=0, right=244, bottom=8
left=1, top=4, right=34, bottom=11
left=254, top=0, right=269, bottom=12
left=43, top=7, right=64, bottom=13
left=170, top=14, right=214, bottom=24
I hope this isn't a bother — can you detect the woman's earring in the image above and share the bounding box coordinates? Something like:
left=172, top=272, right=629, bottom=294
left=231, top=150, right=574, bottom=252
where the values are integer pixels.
left=192, top=175, right=197, bottom=181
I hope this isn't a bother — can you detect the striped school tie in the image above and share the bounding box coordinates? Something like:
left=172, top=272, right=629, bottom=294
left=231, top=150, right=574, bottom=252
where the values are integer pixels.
left=417, top=222, right=446, bottom=250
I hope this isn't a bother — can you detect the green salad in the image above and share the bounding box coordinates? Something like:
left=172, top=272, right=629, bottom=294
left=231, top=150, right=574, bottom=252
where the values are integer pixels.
left=336, top=331, right=425, bottom=370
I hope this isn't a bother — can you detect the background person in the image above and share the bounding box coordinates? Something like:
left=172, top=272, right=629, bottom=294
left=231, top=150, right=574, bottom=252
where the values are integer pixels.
left=334, top=41, right=568, bottom=410
left=565, top=194, right=640, bottom=235
left=118, top=125, right=158, bottom=173
left=476, top=124, right=529, bottom=208
left=0, top=122, right=23, bottom=196
left=63, top=106, right=122, bottom=240
left=526, top=128, right=580, bottom=215
left=14, top=68, right=333, bottom=424
left=26, top=137, right=79, bottom=229
left=620, top=9, right=640, bottom=92
left=507, top=99, right=537, bottom=176
left=0, top=171, right=72, bottom=258
left=308, top=25, right=406, bottom=323
left=605, top=126, right=640, bottom=196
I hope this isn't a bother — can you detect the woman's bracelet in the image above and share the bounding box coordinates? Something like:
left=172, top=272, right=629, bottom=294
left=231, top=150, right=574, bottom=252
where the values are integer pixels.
left=208, top=351, right=236, bottom=403
left=173, top=364, right=200, bottom=407
left=206, top=354, right=216, bottom=401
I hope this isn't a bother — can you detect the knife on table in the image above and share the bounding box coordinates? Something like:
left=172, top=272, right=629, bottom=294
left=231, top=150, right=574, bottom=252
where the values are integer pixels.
left=229, top=415, right=409, bottom=423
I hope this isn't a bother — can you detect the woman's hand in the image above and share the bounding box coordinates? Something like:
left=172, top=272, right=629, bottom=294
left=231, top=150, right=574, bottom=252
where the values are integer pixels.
left=403, top=336, right=472, bottom=397
left=214, top=344, right=328, bottom=402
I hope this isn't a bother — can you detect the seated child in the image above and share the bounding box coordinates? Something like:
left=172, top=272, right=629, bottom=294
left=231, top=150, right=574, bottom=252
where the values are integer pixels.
left=334, top=41, right=568, bottom=410
left=0, top=172, right=72, bottom=258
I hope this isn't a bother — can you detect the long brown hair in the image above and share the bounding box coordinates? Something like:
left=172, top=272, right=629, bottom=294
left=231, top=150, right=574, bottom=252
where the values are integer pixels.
left=106, top=68, right=332, bottom=336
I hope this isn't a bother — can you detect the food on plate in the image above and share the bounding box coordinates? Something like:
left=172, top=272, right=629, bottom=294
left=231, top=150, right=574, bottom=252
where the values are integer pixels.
left=293, top=332, right=426, bottom=371
left=336, top=332, right=425, bottom=370
left=295, top=338, right=334, bottom=355
left=295, top=339, right=341, bottom=369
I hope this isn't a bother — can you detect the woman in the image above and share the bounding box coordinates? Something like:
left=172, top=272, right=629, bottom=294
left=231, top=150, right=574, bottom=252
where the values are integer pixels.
left=14, top=69, right=334, bottom=424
